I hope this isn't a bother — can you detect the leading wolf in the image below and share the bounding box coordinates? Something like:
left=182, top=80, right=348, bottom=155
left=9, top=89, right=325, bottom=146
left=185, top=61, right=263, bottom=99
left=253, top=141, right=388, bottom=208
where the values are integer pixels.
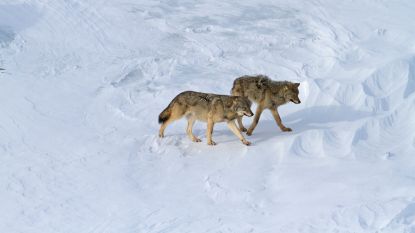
left=158, top=91, right=254, bottom=145
left=231, top=75, right=301, bottom=135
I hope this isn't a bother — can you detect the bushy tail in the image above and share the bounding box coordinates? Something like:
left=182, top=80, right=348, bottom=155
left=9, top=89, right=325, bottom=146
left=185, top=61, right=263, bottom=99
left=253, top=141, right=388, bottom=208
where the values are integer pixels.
left=158, top=103, right=173, bottom=124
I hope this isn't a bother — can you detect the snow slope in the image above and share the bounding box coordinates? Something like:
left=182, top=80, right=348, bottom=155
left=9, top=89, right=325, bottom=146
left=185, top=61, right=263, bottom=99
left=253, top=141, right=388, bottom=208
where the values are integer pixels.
left=1, top=0, right=415, bottom=232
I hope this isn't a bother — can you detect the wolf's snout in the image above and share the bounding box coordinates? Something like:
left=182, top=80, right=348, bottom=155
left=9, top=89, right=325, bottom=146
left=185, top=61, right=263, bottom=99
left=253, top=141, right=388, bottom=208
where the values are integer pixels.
left=245, top=112, right=254, bottom=117
left=291, top=99, right=301, bottom=104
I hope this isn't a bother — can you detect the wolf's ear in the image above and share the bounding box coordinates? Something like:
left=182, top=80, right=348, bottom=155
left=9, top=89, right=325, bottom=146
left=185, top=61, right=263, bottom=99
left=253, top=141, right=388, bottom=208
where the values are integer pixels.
left=256, top=78, right=268, bottom=89
left=231, top=98, right=239, bottom=110
left=243, top=97, right=252, bottom=107
left=231, top=98, right=238, bottom=105
left=294, top=83, right=300, bottom=88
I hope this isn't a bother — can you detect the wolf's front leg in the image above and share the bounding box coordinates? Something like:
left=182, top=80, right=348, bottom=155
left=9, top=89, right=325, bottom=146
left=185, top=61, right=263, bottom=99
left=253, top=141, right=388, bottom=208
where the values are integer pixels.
left=270, top=108, right=292, bottom=132
left=227, top=120, right=251, bottom=145
left=206, top=118, right=216, bottom=145
left=237, top=116, right=247, bottom=132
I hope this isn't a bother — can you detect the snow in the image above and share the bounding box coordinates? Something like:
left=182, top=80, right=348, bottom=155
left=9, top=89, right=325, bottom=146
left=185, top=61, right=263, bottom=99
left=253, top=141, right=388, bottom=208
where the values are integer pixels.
left=1, top=0, right=415, bottom=232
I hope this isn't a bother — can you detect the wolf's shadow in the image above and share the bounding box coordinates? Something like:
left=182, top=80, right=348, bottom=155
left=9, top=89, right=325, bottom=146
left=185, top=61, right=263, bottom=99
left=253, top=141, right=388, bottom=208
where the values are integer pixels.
left=167, top=106, right=373, bottom=145
left=210, top=106, right=373, bottom=144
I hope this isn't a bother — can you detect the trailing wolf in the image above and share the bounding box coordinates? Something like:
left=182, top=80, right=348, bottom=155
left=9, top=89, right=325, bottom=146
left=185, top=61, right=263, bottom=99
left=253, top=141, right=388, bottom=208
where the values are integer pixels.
left=158, top=91, right=254, bottom=145
left=231, top=75, right=301, bottom=135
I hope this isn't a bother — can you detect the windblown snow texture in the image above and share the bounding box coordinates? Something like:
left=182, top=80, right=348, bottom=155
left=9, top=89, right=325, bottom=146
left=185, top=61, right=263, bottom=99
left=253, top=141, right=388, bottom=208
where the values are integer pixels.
left=1, top=0, right=415, bottom=232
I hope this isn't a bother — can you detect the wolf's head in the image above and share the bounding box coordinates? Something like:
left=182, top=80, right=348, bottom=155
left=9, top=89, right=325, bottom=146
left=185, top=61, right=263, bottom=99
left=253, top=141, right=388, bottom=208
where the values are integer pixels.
left=279, top=82, right=301, bottom=104
left=233, top=97, right=254, bottom=117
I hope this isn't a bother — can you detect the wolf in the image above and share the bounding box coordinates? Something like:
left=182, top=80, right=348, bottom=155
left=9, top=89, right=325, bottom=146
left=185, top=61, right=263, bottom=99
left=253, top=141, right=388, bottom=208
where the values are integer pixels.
left=158, top=91, right=254, bottom=145
left=231, top=75, right=301, bottom=135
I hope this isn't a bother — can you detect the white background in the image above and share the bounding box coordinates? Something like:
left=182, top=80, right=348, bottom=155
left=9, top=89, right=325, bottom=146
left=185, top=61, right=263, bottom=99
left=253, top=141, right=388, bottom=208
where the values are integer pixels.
left=1, top=0, right=415, bottom=232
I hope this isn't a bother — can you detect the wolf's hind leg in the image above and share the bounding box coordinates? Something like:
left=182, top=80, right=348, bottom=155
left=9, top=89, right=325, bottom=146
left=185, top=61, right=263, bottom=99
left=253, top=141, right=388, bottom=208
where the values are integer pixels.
left=247, top=105, right=264, bottom=136
left=186, top=116, right=201, bottom=142
left=227, top=121, right=251, bottom=145
left=270, top=108, right=292, bottom=132
left=237, top=116, right=247, bottom=132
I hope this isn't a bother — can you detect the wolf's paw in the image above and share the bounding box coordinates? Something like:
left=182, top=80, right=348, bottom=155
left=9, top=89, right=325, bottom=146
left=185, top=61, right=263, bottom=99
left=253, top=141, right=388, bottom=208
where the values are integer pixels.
left=159, top=133, right=164, bottom=138
left=192, top=138, right=202, bottom=142
left=282, top=127, right=292, bottom=132
left=242, top=140, right=251, bottom=146
left=207, top=141, right=217, bottom=146
left=246, top=130, right=253, bottom=136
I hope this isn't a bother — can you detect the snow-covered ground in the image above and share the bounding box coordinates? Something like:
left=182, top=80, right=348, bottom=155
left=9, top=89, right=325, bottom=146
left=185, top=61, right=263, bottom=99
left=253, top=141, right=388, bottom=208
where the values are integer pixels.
left=1, top=0, right=415, bottom=232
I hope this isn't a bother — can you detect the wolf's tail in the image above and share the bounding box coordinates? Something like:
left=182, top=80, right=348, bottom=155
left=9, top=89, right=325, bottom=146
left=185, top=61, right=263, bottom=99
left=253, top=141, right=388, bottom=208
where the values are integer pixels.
left=158, top=102, right=173, bottom=124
